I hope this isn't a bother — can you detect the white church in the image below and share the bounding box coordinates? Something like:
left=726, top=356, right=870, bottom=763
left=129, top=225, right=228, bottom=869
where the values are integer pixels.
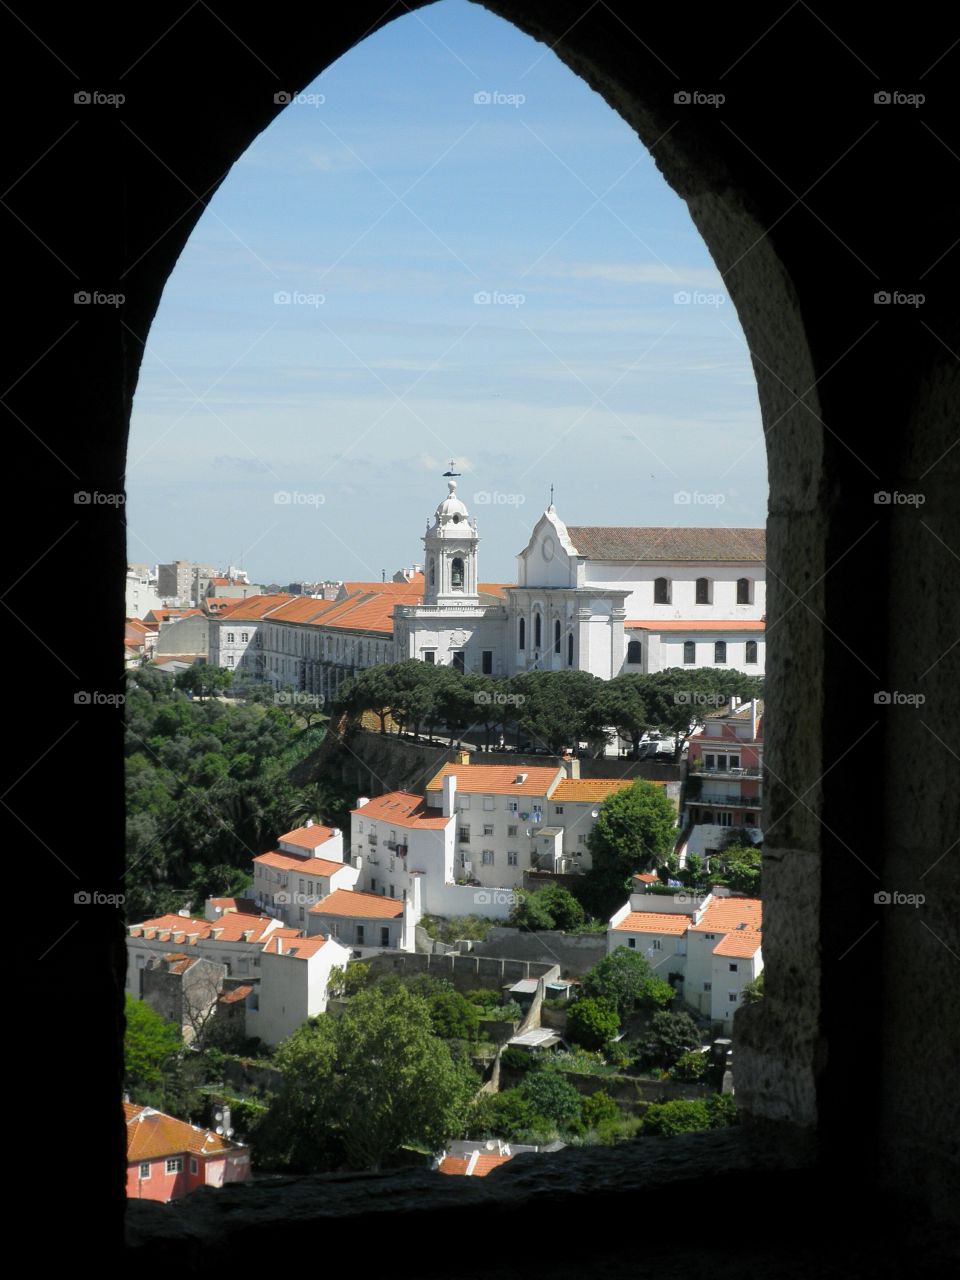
left=209, top=475, right=765, bottom=699
left=391, top=476, right=765, bottom=680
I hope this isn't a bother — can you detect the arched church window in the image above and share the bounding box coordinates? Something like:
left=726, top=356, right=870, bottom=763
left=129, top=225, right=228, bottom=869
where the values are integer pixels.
left=429, top=558, right=436, bottom=587
left=626, top=639, right=642, bottom=663
left=683, top=640, right=696, bottom=664
left=451, top=557, right=464, bottom=590
left=696, top=577, right=711, bottom=604
left=554, top=620, right=561, bottom=654
left=534, top=613, right=542, bottom=648
left=737, top=577, right=751, bottom=604
left=654, top=577, right=670, bottom=604
left=519, top=618, right=525, bottom=650
left=567, top=634, right=573, bottom=667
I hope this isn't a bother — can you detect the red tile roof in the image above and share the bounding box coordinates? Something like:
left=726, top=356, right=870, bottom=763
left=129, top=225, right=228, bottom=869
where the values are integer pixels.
left=260, top=935, right=334, bottom=959
left=206, top=897, right=260, bottom=915
left=130, top=912, right=283, bottom=945
left=612, top=911, right=693, bottom=936
left=218, top=983, right=254, bottom=1004
left=426, top=763, right=560, bottom=797
left=690, top=897, right=762, bottom=934
left=277, top=824, right=338, bottom=849
left=436, top=1151, right=514, bottom=1176
left=125, top=1103, right=234, bottom=1161
left=352, top=791, right=450, bottom=829
left=436, top=1156, right=470, bottom=1176
left=551, top=777, right=666, bottom=802
left=308, top=889, right=404, bottom=919
left=565, top=527, right=765, bottom=562
left=254, top=850, right=346, bottom=876
left=712, top=929, right=762, bottom=958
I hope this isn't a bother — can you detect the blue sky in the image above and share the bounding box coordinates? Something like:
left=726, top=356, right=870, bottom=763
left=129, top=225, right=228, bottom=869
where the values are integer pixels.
left=126, top=0, right=766, bottom=586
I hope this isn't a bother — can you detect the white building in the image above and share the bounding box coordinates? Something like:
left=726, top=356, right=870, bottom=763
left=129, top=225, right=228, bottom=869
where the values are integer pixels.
left=608, top=890, right=762, bottom=1031
left=126, top=568, right=165, bottom=620
left=207, top=475, right=765, bottom=692
left=249, top=933, right=351, bottom=1047
left=306, top=888, right=413, bottom=953
left=251, top=822, right=359, bottom=928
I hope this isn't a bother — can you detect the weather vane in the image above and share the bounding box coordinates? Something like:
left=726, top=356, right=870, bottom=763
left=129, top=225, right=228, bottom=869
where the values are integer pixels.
left=442, top=459, right=461, bottom=478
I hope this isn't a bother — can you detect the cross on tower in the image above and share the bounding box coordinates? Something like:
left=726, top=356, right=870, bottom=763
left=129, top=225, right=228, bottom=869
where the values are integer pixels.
left=442, top=459, right=461, bottom=477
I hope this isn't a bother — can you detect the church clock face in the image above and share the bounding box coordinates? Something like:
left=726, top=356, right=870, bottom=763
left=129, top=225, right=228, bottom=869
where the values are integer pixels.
left=451, top=629, right=467, bottom=646
left=541, top=535, right=555, bottom=562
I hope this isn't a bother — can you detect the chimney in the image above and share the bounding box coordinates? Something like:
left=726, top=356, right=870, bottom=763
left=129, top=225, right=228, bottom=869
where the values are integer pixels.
left=728, top=695, right=741, bottom=711
left=442, top=773, right=457, bottom=818
left=456, top=748, right=470, bottom=765
left=305, top=818, right=313, bottom=828
left=562, top=756, right=580, bottom=779
left=356, top=796, right=370, bottom=809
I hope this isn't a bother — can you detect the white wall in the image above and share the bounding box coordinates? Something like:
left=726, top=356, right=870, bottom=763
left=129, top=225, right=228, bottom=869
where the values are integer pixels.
left=249, top=937, right=351, bottom=1047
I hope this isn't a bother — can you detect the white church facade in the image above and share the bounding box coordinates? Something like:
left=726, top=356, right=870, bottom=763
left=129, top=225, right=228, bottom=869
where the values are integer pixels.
left=209, top=478, right=765, bottom=695
left=392, top=479, right=765, bottom=680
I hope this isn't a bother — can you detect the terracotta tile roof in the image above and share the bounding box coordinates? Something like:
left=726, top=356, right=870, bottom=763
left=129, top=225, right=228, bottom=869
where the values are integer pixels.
left=612, top=911, right=693, bottom=935
left=277, top=824, right=337, bottom=849
left=436, top=1156, right=470, bottom=1176
left=207, top=897, right=260, bottom=915
left=634, top=872, right=660, bottom=885
left=159, top=952, right=196, bottom=975
left=426, top=763, right=560, bottom=797
left=625, top=619, right=765, bottom=632
left=712, top=929, right=763, bottom=958
left=125, top=1103, right=233, bottom=1161
left=690, top=896, right=762, bottom=934
left=260, top=935, right=333, bottom=959
left=308, top=889, right=404, bottom=919
left=254, top=850, right=345, bottom=876
left=565, top=527, right=765, bottom=563
left=218, top=983, right=254, bottom=1004
left=214, top=594, right=293, bottom=621
left=352, top=791, right=450, bottom=829
left=145, top=607, right=203, bottom=623
left=550, top=777, right=666, bottom=802
left=130, top=912, right=282, bottom=945
left=436, top=1152, right=513, bottom=1176
left=471, top=1153, right=514, bottom=1176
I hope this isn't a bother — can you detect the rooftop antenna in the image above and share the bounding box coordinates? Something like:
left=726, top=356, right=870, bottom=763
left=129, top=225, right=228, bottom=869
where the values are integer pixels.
left=549, top=483, right=554, bottom=507
left=442, top=459, right=461, bottom=478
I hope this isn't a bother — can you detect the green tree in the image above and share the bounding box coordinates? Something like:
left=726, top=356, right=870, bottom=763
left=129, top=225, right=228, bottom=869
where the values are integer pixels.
left=670, top=1049, right=709, bottom=1081
left=585, top=780, right=678, bottom=916
left=124, top=995, right=183, bottom=1098
left=424, top=988, right=481, bottom=1041
left=175, top=664, right=234, bottom=701
left=581, top=1090, right=620, bottom=1129
left=643, top=1093, right=738, bottom=1136
left=468, top=1088, right=546, bottom=1142
left=581, top=948, right=675, bottom=1020
left=518, top=1070, right=583, bottom=1131
left=565, top=998, right=620, bottom=1051
left=740, top=971, right=765, bottom=1004
left=636, top=1010, right=702, bottom=1070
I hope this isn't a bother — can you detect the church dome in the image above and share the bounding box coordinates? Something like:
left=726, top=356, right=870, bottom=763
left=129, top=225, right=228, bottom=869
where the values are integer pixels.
left=435, top=479, right=469, bottom=524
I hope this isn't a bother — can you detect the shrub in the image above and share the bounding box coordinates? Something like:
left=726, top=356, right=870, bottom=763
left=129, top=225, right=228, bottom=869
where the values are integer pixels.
left=565, top=997, right=620, bottom=1051
left=635, top=1010, right=702, bottom=1070
left=466, top=989, right=501, bottom=1011
left=518, top=1071, right=584, bottom=1131
left=581, top=1090, right=620, bottom=1129
left=670, top=1049, right=709, bottom=1082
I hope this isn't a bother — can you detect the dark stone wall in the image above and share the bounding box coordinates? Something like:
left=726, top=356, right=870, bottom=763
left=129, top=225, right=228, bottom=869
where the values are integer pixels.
left=9, top=0, right=958, bottom=1259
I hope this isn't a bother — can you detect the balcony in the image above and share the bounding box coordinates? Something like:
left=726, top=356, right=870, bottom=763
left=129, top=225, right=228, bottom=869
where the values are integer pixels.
left=689, top=765, right=762, bottom=779
left=690, top=793, right=762, bottom=808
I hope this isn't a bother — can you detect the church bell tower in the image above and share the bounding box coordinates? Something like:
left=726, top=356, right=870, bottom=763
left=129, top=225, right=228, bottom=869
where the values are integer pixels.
left=422, top=464, right=480, bottom=607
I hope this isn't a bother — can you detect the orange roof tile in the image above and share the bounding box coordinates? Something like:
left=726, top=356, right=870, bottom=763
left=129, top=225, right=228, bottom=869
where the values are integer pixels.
left=125, top=1103, right=233, bottom=1162
left=612, top=911, right=693, bottom=935
left=625, top=619, right=765, bottom=632
left=254, top=850, right=346, bottom=876
left=712, top=929, right=763, bottom=958
left=218, top=984, right=254, bottom=1004
left=690, top=897, right=762, bottom=934
left=131, top=912, right=282, bottom=944
left=260, top=935, right=333, bottom=959
left=277, top=824, right=338, bottom=849
left=207, top=897, right=260, bottom=915
left=214, top=594, right=293, bottom=621
left=352, top=791, right=450, bottom=829
left=550, top=777, right=666, bottom=802
left=426, top=763, right=560, bottom=797
left=436, top=1156, right=470, bottom=1176
left=471, top=1153, right=514, bottom=1176
left=308, top=889, right=404, bottom=919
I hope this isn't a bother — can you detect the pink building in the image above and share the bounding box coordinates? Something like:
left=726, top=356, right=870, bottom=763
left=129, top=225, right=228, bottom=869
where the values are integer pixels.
left=684, top=697, right=763, bottom=836
left=125, top=1102, right=251, bottom=1201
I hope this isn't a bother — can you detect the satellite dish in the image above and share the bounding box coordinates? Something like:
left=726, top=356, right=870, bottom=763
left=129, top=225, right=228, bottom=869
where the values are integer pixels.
left=214, top=1110, right=224, bottom=1123
left=216, top=1125, right=224, bottom=1135
left=486, top=1140, right=496, bottom=1151
left=226, top=1128, right=235, bottom=1138
left=591, top=809, right=599, bottom=819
